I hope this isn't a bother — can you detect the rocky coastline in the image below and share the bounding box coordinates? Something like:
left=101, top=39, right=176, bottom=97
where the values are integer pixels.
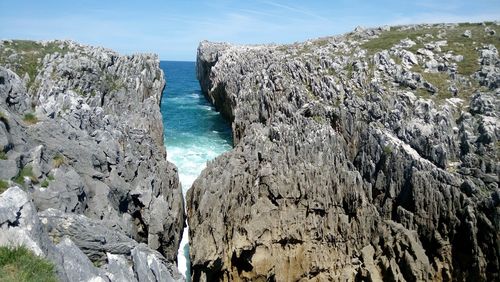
left=0, top=40, right=184, bottom=281
left=189, top=22, right=499, bottom=281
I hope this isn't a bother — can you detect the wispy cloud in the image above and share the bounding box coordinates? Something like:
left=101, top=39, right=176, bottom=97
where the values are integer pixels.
left=260, top=0, right=331, bottom=22
left=1, top=0, right=498, bottom=60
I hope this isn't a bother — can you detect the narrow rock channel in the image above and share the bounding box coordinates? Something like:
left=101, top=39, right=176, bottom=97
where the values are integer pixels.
left=160, top=61, right=233, bottom=281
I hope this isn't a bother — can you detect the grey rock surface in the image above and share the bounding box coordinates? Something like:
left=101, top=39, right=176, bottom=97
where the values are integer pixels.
left=0, top=40, right=184, bottom=281
left=0, top=187, right=70, bottom=281
left=56, top=237, right=108, bottom=282
left=189, top=23, right=500, bottom=281
left=39, top=208, right=184, bottom=281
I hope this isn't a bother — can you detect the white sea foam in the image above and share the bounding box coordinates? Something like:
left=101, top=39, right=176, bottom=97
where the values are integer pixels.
left=162, top=62, right=232, bottom=281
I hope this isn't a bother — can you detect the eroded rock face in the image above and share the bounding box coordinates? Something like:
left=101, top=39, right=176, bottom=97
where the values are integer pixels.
left=189, top=23, right=499, bottom=281
left=0, top=187, right=183, bottom=282
left=0, top=40, right=184, bottom=280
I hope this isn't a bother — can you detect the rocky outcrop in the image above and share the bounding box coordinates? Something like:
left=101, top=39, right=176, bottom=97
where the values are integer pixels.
left=1, top=187, right=183, bottom=281
left=0, top=40, right=184, bottom=280
left=189, top=23, right=499, bottom=281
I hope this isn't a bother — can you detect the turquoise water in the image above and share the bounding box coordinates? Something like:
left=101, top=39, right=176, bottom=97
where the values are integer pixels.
left=160, top=61, right=232, bottom=280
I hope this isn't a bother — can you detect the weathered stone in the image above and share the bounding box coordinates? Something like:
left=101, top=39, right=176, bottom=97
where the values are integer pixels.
left=56, top=237, right=108, bottom=282
left=189, top=23, right=500, bottom=281
left=0, top=39, right=184, bottom=265
left=0, top=187, right=70, bottom=281
left=0, top=39, right=184, bottom=280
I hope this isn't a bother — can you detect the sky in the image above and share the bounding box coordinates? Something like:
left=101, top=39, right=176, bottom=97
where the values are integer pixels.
left=0, top=1, right=499, bottom=61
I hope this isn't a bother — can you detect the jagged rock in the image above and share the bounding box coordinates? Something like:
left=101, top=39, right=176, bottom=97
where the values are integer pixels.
left=189, top=23, right=500, bottom=281
left=0, top=187, right=183, bottom=282
left=485, top=26, right=496, bottom=35
left=33, top=168, right=87, bottom=213
left=132, top=244, right=183, bottom=282
left=0, top=159, right=18, bottom=179
left=105, top=253, right=138, bottom=282
left=56, top=237, right=108, bottom=282
left=39, top=208, right=137, bottom=260
left=0, top=67, right=30, bottom=113
left=0, top=187, right=69, bottom=281
left=463, top=30, right=472, bottom=38
left=38, top=208, right=184, bottom=281
left=0, top=39, right=184, bottom=264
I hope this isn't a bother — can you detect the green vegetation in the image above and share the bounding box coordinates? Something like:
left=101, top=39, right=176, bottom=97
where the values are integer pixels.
left=0, top=40, right=69, bottom=90
left=361, top=22, right=500, bottom=75
left=0, top=151, right=7, bottom=160
left=312, top=115, right=325, bottom=124
left=47, top=174, right=55, bottom=181
left=52, top=154, right=65, bottom=168
left=440, top=23, right=499, bottom=75
left=421, top=71, right=453, bottom=100
left=105, top=74, right=124, bottom=92
left=40, top=179, right=49, bottom=188
left=13, top=165, right=37, bottom=185
left=23, top=113, right=38, bottom=125
left=0, top=246, right=57, bottom=282
left=361, top=26, right=440, bottom=55
left=0, top=179, right=9, bottom=194
left=383, top=145, right=393, bottom=155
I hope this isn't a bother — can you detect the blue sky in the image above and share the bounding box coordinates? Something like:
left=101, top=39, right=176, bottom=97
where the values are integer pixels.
left=1, top=1, right=499, bottom=61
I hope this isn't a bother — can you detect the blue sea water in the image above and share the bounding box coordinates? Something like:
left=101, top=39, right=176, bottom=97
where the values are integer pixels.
left=160, top=61, right=232, bottom=280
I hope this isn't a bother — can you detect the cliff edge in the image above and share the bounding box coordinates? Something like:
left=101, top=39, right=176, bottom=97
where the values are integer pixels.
left=189, top=23, right=499, bottom=281
left=0, top=40, right=184, bottom=281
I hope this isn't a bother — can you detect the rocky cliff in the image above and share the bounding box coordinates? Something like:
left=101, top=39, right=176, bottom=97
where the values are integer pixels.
left=189, top=23, right=499, bottom=281
left=0, top=40, right=184, bottom=281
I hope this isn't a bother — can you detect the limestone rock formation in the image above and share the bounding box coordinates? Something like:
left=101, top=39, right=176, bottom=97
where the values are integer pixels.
left=0, top=40, right=184, bottom=281
left=189, top=23, right=499, bottom=281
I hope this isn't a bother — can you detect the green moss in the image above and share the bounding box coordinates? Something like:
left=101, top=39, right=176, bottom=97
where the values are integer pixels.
left=23, top=113, right=38, bottom=125
left=40, top=179, right=49, bottom=188
left=47, top=174, right=55, bottom=181
left=0, top=179, right=9, bottom=194
left=0, top=246, right=57, bottom=282
left=13, top=165, right=37, bottom=185
left=0, top=151, right=7, bottom=160
left=0, top=40, right=69, bottom=91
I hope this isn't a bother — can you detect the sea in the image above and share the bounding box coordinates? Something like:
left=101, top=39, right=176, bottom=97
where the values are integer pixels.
left=160, top=61, right=232, bottom=281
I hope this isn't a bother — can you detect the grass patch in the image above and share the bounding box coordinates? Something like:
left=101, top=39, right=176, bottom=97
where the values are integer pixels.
left=23, top=113, right=38, bottom=125
left=0, top=179, right=9, bottom=194
left=0, top=40, right=69, bottom=91
left=440, top=24, right=499, bottom=75
left=12, top=165, right=37, bottom=185
left=361, top=26, right=440, bottom=55
left=40, top=179, right=49, bottom=188
left=362, top=23, right=499, bottom=75
left=0, top=246, right=57, bottom=282
left=47, top=174, right=55, bottom=181
left=52, top=154, right=65, bottom=168
left=0, top=151, right=7, bottom=160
